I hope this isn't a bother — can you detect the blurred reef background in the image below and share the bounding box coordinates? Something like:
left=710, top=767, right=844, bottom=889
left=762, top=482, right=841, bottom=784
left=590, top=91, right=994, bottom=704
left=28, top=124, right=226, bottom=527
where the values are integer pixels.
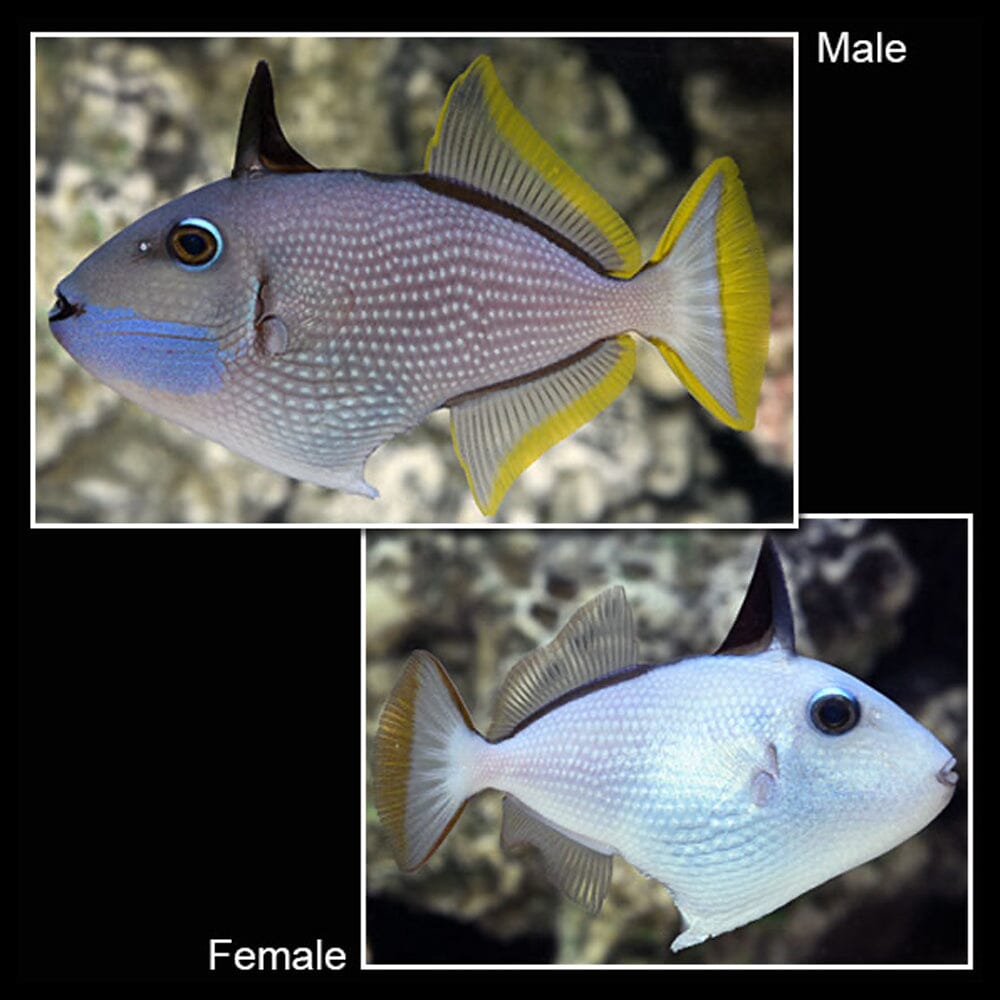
left=35, top=35, right=793, bottom=523
left=365, top=519, right=967, bottom=965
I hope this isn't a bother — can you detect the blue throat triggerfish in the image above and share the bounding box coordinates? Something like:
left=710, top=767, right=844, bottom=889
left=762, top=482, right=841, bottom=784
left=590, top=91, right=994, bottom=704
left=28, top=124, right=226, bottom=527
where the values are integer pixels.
left=50, top=56, right=771, bottom=515
left=374, top=537, right=958, bottom=951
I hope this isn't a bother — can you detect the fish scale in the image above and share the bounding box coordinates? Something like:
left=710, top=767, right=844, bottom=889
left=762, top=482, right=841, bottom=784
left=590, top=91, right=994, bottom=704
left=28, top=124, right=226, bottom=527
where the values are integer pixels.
left=49, top=56, right=771, bottom=513
left=214, top=173, right=634, bottom=473
left=479, top=658, right=778, bottom=860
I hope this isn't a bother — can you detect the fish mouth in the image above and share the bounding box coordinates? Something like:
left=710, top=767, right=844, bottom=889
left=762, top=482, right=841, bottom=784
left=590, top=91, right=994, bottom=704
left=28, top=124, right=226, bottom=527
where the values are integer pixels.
left=49, top=292, right=82, bottom=323
left=936, top=756, right=959, bottom=787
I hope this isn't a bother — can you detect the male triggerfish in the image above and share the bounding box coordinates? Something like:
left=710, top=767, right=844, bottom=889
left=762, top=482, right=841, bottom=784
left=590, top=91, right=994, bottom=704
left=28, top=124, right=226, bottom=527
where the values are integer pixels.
left=50, top=56, right=770, bottom=515
left=374, top=537, right=958, bottom=951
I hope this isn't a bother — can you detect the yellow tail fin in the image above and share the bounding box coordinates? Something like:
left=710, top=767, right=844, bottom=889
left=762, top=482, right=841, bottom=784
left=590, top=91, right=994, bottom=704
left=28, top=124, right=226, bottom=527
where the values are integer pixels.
left=644, top=157, right=770, bottom=430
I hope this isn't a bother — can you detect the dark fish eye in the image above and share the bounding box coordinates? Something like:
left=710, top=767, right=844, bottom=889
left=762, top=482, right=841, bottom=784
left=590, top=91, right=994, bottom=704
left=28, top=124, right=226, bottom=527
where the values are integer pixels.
left=808, top=686, right=861, bottom=735
left=167, top=217, right=223, bottom=270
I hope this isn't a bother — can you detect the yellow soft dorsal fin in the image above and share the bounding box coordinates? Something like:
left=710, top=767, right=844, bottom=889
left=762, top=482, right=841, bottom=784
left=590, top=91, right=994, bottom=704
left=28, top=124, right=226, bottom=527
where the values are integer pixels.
left=450, top=335, right=636, bottom=515
left=426, top=55, right=642, bottom=277
left=648, top=157, right=770, bottom=430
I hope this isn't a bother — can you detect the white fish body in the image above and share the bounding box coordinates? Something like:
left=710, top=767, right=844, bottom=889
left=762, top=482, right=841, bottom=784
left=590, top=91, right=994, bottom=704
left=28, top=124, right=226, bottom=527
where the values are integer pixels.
left=374, top=540, right=958, bottom=951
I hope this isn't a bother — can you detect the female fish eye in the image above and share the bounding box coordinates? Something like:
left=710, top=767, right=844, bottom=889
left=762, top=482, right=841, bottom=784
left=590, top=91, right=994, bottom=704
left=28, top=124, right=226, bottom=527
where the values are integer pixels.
left=167, top=217, right=223, bottom=271
left=808, top=687, right=861, bottom=735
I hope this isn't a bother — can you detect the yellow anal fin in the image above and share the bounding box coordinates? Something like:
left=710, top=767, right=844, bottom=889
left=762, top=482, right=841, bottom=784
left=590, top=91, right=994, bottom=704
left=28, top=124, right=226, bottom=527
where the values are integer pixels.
left=426, top=55, right=642, bottom=277
left=650, top=157, right=770, bottom=430
left=450, top=335, right=635, bottom=515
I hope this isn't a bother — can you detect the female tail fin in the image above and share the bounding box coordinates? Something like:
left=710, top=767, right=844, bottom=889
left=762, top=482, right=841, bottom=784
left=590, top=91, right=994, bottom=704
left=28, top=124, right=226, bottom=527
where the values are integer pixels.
left=374, top=650, right=482, bottom=870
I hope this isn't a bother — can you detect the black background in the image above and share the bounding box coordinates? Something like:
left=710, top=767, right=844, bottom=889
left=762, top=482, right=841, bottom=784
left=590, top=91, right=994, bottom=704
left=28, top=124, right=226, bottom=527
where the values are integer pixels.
left=19, top=18, right=982, bottom=983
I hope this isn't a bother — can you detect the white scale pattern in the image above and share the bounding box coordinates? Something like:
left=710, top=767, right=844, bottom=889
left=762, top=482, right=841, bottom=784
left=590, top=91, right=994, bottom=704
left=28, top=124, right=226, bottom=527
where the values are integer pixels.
left=208, top=172, right=641, bottom=477
left=468, top=657, right=820, bottom=903
left=453, top=645, right=956, bottom=949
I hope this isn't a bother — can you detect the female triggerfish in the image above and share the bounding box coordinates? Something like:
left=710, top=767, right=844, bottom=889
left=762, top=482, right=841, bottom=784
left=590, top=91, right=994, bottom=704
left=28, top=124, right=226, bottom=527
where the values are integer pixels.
left=48, top=56, right=770, bottom=516
left=374, top=537, right=958, bottom=952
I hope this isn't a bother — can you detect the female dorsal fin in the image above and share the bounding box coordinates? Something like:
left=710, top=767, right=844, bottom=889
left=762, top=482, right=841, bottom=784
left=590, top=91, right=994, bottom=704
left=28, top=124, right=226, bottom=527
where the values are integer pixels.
left=487, top=587, right=638, bottom=741
left=232, top=61, right=317, bottom=178
left=716, top=535, right=796, bottom=656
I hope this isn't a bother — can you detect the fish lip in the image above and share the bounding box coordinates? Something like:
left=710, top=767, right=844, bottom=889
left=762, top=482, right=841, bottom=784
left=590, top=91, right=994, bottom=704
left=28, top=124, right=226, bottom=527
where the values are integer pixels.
left=936, top=756, right=959, bottom=787
left=49, top=292, right=82, bottom=323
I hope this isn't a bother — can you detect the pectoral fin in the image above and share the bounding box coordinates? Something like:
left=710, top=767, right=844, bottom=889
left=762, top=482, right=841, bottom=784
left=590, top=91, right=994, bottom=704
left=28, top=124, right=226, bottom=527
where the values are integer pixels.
left=749, top=742, right=781, bottom=807
left=252, top=273, right=355, bottom=357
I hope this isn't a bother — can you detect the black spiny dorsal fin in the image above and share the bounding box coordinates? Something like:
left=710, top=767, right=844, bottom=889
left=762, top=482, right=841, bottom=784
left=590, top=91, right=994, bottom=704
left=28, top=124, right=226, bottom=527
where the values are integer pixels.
left=716, top=535, right=796, bottom=656
left=232, top=61, right=318, bottom=178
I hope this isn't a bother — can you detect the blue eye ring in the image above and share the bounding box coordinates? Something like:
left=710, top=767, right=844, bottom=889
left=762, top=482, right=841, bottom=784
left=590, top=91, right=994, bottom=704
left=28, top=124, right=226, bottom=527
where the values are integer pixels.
left=167, top=217, right=223, bottom=271
left=808, top=686, right=861, bottom=735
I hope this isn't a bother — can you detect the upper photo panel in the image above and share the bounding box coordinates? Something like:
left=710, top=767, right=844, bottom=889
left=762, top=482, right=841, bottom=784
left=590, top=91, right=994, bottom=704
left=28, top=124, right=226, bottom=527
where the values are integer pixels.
left=36, top=36, right=794, bottom=524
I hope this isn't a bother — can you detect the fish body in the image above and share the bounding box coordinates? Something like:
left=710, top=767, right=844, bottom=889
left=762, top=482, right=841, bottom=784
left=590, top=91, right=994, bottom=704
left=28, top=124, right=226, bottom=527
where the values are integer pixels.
left=52, top=169, right=668, bottom=494
left=374, top=539, right=957, bottom=951
left=49, top=57, right=770, bottom=515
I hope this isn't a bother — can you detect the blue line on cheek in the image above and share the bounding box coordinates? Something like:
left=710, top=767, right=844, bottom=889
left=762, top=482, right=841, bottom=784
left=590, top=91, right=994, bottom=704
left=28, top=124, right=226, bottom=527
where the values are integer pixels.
left=52, top=306, right=231, bottom=395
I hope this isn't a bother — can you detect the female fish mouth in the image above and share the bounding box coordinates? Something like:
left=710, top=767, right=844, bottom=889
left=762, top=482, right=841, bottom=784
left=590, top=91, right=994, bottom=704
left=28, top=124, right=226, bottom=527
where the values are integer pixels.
left=936, top=756, right=959, bottom=786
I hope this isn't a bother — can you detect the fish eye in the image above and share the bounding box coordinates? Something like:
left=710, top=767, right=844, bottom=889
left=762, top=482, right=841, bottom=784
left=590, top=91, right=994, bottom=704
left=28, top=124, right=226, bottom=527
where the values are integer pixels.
left=167, top=217, right=223, bottom=270
left=808, top=687, right=861, bottom=735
